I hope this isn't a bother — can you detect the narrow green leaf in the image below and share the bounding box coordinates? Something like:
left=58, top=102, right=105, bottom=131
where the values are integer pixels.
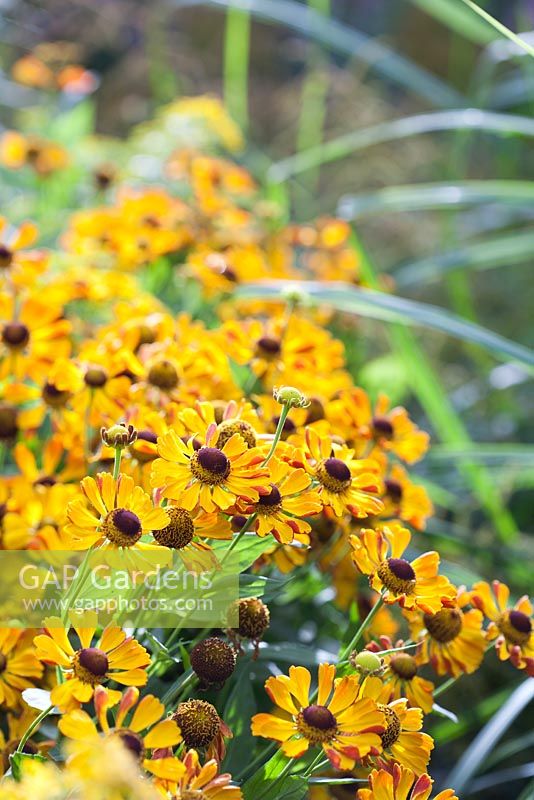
left=338, top=180, right=534, bottom=219
left=235, top=281, right=534, bottom=369
left=394, top=229, right=534, bottom=287
left=268, top=110, right=534, bottom=183
left=446, top=679, right=534, bottom=793
left=223, top=3, right=251, bottom=131
left=459, top=0, right=534, bottom=57
left=409, top=0, right=496, bottom=44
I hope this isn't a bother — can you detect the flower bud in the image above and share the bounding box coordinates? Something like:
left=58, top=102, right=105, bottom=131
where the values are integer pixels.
left=350, top=649, right=384, bottom=676
left=273, top=386, right=310, bottom=409
left=101, top=423, right=137, bottom=449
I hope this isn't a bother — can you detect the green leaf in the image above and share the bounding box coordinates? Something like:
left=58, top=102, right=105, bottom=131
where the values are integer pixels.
left=409, top=0, right=496, bottom=44
left=268, top=110, right=534, bottom=183
left=242, top=750, right=290, bottom=798
left=446, top=679, right=534, bottom=793
left=235, top=281, right=534, bottom=369
left=458, top=0, right=534, bottom=57
left=223, top=660, right=257, bottom=774
left=9, top=752, right=47, bottom=781
left=338, top=180, right=534, bottom=219
left=394, top=229, right=534, bottom=287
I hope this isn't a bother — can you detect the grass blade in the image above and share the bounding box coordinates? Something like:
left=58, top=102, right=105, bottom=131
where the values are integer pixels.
left=393, top=228, right=534, bottom=287
left=170, top=0, right=466, bottom=106
left=267, top=109, right=534, bottom=183
left=459, top=0, right=534, bottom=57
left=223, top=2, right=251, bottom=131
left=445, top=679, right=534, bottom=793
left=338, top=180, right=534, bottom=218
left=409, top=0, right=496, bottom=45
left=235, top=280, right=534, bottom=368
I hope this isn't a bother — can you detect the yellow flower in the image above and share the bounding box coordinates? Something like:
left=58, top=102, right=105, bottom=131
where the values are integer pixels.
left=238, top=457, right=322, bottom=544
left=366, top=638, right=434, bottom=714
left=65, top=472, right=169, bottom=550
left=358, top=764, right=458, bottom=800
left=34, top=622, right=150, bottom=710
left=0, top=295, right=71, bottom=383
left=379, top=464, right=434, bottom=531
left=0, top=628, right=43, bottom=708
left=151, top=427, right=269, bottom=513
left=172, top=748, right=243, bottom=799
left=300, top=428, right=384, bottom=518
left=471, top=580, right=533, bottom=676
left=326, top=389, right=430, bottom=464
left=350, top=524, right=456, bottom=615
left=0, top=131, right=69, bottom=175
left=406, top=588, right=486, bottom=677
left=251, top=663, right=385, bottom=770
left=59, top=685, right=184, bottom=783
left=360, top=677, right=434, bottom=775
left=0, top=217, right=48, bottom=288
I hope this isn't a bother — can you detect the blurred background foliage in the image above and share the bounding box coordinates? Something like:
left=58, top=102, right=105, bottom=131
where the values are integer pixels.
left=0, top=1, right=533, bottom=797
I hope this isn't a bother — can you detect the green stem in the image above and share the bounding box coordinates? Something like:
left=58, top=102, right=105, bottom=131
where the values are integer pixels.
left=15, top=705, right=53, bottom=754
left=262, top=404, right=290, bottom=466
left=433, top=674, right=460, bottom=699
left=113, top=447, right=122, bottom=480
left=219, top=512, right=258, bottom=567
left=340, top=595, right=385, bottom=661
left=255, top=757, right=293, bottom=800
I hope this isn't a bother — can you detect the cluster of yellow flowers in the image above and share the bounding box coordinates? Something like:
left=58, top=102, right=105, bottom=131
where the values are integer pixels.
left=0, top=92, right=532, bottom=800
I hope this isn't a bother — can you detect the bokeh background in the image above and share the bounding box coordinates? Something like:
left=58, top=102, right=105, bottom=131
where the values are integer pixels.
left=1, top=1, right=533, bottom=797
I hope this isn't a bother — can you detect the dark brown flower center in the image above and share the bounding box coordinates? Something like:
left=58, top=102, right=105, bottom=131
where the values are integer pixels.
left=84, top=367, right=108, bottom=388
left=42, top=382, right=70, bottom=408
left=233, top=597, right=270, bottom=640
left=0, top=653, right=7, bottom=672
left=190, top=637, right=237, bottom=688
left=257, top=484, right=282, bottom=508
left=2, top=322, right=30, bottom=349
left=77, top=647, right=109, bottom=677
left=509, top=610, right=532, bottom=634
left=377, top=558, right=416, bottom=595
left=147, top=360, right=179, bottom=390
left=372, top=417, right=394, bottom=439
left=272, top=415, right=296, bottom=440
left=301, top=705, right=336, bottom=730
left=305, top=397, right=325, bottom=425
left=172, top=700, right=220, bottom=749
left=231, top=515, right=248, bottom=531
left=216, top=420, right=257, bottom=449
left=34, top=476, right=57, bottom=487
left=384, top=479, right=403, bottom=502
left=190, top=445, right=233, bottom=486
left=389, top=558, right=415, bottom=581
left=324, top=458, right=351, bottom=483
left=115, top=729, right=145, bottom=761
left=103, top=508, right=143, bottom=547
left=0, top=245, right=13, bottom=268
left=424, top=608, right=463, bottom=643
left=256, top=336, right=281, bottom=357
left=0, top=405, right=18, bottom=440
left=390, top=653, right=418, bottom=680
left=153, top=507, right=194, bottom=549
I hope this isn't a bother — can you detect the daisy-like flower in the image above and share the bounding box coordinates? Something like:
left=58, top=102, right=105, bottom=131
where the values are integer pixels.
left=151, top=498, right=231, bottom=571
left=360, top=677, right=434, bottom=776
left=326, top=389, right=430, bottom=464
left=251, top=663, right=385, bottom=770
left=59, top=685, right=184, bottom=783
left=358, top=764, right=458, bottom=800
left=171, top=748, right=243, bottom=799
left=0, top=294, right=71, bottom=383
left=0, top=217, right=48, bottom=289
left=379, top=464, right=434, bottom=531
left=151, top=424, right=269, bottom=513
left=366, top=638, right=434, bottom=714
left=471, top=580, right=534, bottom=676
left=172, top=699, right=233, bottom=763
left=0, top=628, right=43, bottom=708
left=33, top=622, right=150, bottom=710
left=298, top=428, right=384, bottom=518
left=238, top=457, right=322, bottom=544
left=350, top=524, right=456, bottom=615
left=65, top=472, right=169, bottom=550
left=406, top=588, right=486, bottom=677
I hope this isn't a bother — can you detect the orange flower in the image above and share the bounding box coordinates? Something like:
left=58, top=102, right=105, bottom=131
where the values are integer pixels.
left=358, top=764, right=457, bottom=800
left=350, top=524, right=456, bottom=615
left=472, top=580, right=533, bottom=676
left=252, top=664, right=385, bottom=770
